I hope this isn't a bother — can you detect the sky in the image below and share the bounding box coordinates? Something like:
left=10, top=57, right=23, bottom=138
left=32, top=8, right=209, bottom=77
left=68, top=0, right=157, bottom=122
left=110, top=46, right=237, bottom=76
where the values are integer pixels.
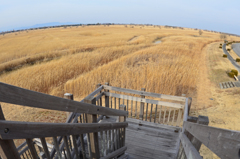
left=1, top=0, right=240, bottom=35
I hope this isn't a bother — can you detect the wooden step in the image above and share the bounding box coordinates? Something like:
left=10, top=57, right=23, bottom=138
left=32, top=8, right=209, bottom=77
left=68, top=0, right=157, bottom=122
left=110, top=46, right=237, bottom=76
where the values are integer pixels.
left=219, top=81, right=236, bottom=89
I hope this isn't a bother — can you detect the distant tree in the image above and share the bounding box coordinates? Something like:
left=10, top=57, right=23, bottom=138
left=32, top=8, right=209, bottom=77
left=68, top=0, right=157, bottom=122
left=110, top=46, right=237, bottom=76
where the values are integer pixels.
left=199, top=30, right=203, bottom=35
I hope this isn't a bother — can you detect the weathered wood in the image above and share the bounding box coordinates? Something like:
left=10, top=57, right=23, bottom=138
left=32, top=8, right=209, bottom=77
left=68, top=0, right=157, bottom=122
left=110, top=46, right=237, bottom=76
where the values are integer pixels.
left=139, top=88, right=145, bottom=120
left=104, top=82, right=110, bottom=108
left=0, top=120, right=128, bottom=139
left=79, top=133, right=86, bottom=159
left=72, top=135, right=80, bottom=159
left=104, top=92, right=184, bottom=108
left=190, top=116, right=209, bottom=151
left=184, top=121, right=240, bottom=159
left=63, top=136, right=71, bottom=159
left=149, top=104, right=153, bottom=122
left=187, top=116, right=198, bottom=123
left=159, top=105, right=162, bottom=123
left=119, top=105, right=126, bottom=147
left=176, top=109, right=183, bottom=127
left=0, top=104, right=21, bottom=159
left=26, top=139, right=38, bottom=159
left=103, top=85, right=186, bottom=101
left=187, top=97, right=192, bottom=115
left=64, top=93, right=73, bottom=124
left=131, top=99, right=133, bottom=118
left=179, top=133, right=202, bottom=159
left=52, top=136, right=62, bottom=159
left=100, top=146, right=127, bottom=159
left=135, top=100, right=137, bottom=119
left=145, top=103, right=148, bottom=121
left=0, top=82, right=127, bottom=116
left=40, top=138, right=51, bottom=159
left=154, top=104, right=157, bottom=123
left=85, top=96, right=100, bottom=159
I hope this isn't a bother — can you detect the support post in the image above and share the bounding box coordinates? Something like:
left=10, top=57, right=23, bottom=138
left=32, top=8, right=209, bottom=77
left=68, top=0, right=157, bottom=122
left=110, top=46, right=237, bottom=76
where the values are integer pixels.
left=119, top=104, right=126, bottom=157
left=64, top=93, right=73, bottom=118
left=104, top=82, right=109, bottom=108
left=139, top=88, right=145, bottom=120
left=97, top=84, right=102, bottom=106
left=187, top=97, right=192, bottom=115
left=0, top=105, right=21, bottom=159
left=84, top=96, right=100, bottom=159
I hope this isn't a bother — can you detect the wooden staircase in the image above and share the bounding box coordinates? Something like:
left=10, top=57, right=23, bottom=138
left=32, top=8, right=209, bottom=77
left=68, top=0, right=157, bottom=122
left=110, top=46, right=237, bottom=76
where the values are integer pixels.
left=0, top=82, right=240, bottom=159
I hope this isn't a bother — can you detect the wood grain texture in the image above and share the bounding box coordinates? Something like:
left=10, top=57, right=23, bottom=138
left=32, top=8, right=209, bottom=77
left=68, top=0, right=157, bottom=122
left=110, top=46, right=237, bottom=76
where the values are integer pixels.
left=0, top=82, right=127, bottom=116
left=104, top=92, right=184, bottom=108
left=103, top=85, right=186, bottom=102
left=100, top=146, right=127, bottom=159
left=0, top=105, right=21, bottom=159
left=26, top=139, right=38, bottom=159
left=184, top=121, right=240, bottom=159
left=179, top=133, right=202, bottom=159
left=0, top=120, right=128, bottom=139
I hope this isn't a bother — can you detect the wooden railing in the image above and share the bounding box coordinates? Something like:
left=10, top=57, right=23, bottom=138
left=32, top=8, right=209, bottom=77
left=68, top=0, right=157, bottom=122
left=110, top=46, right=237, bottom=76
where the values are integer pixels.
left=0, top=82, right=128, bottom=159
left=177, top=97, right=240, bottom=159
left=93, top=83, right=189, bottom=127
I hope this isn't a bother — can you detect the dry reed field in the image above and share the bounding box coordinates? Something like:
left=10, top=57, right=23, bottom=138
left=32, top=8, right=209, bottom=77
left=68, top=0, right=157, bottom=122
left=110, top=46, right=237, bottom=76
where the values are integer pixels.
left=1, top=25, right=240, bottom=123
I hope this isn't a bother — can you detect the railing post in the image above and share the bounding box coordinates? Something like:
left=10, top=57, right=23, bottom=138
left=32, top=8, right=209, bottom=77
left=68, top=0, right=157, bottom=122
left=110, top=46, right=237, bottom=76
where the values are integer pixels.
left=0, top=105, right=21, bottom=159
left=84, top=96, right=100, bottom=159
left=191, top=115, right=209, bottom=151
left=119, top=105, right=126, bottom=155
left=104, top=82, right=109, bottom=108
left=139, top=88, right=145, bottom=120
left=97, top=83, right=102, bottom=106
left=64, top=93, right=73, bottom=118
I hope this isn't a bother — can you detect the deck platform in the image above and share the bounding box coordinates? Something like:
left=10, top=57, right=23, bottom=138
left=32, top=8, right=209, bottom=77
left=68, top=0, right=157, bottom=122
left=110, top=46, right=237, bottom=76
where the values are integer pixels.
left=101, top=117, right=181, bottom=159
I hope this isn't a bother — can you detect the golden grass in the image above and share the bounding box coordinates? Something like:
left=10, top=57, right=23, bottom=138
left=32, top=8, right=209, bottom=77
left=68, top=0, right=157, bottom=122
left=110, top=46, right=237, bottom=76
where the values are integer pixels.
left=0, top=25, right=240, bottom=103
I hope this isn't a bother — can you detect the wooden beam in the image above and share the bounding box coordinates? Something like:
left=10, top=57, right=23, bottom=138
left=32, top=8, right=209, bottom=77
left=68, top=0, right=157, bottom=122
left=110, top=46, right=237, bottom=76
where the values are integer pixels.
left=84, top=96, right=100, bottom=159
left=104, top=82, right=110, bottom=108
left=0, top=82, right=127, bottom=116
left=179, top=133, right=202, bottom=159
left=64, top=93, right=73, bottom=119
left=0, top=120, right=128, bottom=139
left=103, top=85, right=186, bottom=102
left=0, top=105, right=20, bottom=159
left=26, top=139, right=38, bottom=159
left=184, top=121, right=240, bottom=159
left=104, top=92, right=184, bottom=108
left=119, top=105, right=126, bottom=148
left=139, top=88, right=145, bottom=120
left=100, top=146, right=127, bottom=159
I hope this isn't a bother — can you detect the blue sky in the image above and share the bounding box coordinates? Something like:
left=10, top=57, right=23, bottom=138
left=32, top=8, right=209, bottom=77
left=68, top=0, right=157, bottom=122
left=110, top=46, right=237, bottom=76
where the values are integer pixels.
left=1, top=0, right=240, bottom=35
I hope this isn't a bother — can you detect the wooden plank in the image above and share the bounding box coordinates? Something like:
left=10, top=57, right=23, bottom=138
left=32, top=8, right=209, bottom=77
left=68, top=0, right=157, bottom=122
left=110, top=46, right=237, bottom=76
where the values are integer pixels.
left=40, top=138, right=51, bottom=159
left=179, top=133, right=202, bottom=159
left=145, top=103, right=148, bottom=121
left=85, top=96, right=100, bottom=159
left=96, top=92, right=104, bottom=101
left=140, top=88, right=145, bottom=120
left=100, top=146, right=127, bottom=159
left=26, top=139, right=38, bottom=159
left=0, top=120, right=128, bottom=139
left=0, top=82, right=127, bottom=116
left=219, top=83, right=223, bottom=89
left=149, top=104, right=153, bottom=122
left=184, top=121, right=240, bottom=159
left=104, top=92, right=184, bottom=109
left=63, top=136, right=71, bottom=159
left=0, top=104, right=21, bottom=159
left=103, top=85, right=186, bottom=102
left=79, top=134, right=86, bottom=159
left=52, top=136, right=63, bottom=159
left=72, top=135, right=80, bottom=159
left=119, top=105, right=126, bottom=147
left=104, top=82, right=110, bottom=108
left=154, top=104, right=157, bottom=123
left=135, top=100, right=137, bottom=119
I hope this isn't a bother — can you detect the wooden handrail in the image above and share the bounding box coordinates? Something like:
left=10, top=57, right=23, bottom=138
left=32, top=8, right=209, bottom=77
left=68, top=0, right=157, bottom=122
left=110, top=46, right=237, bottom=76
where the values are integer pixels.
left=0, top=82, right=127, bottom=116
left=183, top=121, right=240, bottom=159
left=104, top=92, right=184, bottom=108
left=0, top=120, right=128, bottom=139
left=179, top=133, right=202, bottom=159
left=103, top=85, right=186, bottom=102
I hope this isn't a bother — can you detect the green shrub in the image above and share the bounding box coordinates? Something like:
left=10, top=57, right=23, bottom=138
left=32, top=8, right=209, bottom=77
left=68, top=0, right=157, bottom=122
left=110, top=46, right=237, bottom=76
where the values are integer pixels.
left=219, top=46, right=222, bottom=48
left=228, top=72, right=235, bottom=78
left=223, top=54, right=227, bottom=58
left=236, top=58, right=240, bottom=62
left=227, top=48, right=231, bottom=52
left=220, top=43, right=222, bottom=46
left=231, top=69, right=238, bottom=76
